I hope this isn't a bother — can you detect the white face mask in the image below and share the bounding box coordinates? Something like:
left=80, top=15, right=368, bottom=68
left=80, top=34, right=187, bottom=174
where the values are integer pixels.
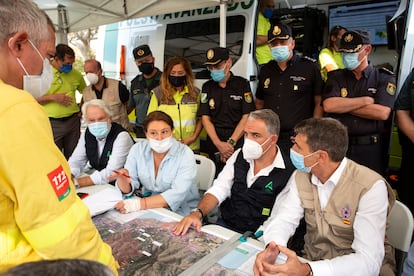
left=149, top=136, right=173, bottom=153
left=15, top=40, right=53, bottom=98
left=242, top=137, right=272, bottom=161
left=86, top=73, right=99, bottom=85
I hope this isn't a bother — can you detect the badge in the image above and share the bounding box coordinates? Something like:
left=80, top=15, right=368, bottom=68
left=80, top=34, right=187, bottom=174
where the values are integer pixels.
left=244, top=92, right=252, bottom=103
left=386, top=82, right=396, bottom=95
left=207, top=49, right=214, bottom=60
left=272, top=25, right=281, bottom=36
left=293, top=84, right=298, bottom=91
left=48, top=165, right=71, bottom=201
left=209, top=98, right=215, bottom=109
left=341, top=207, right=351, bottom=225
left=137, top=49, right=145, bottom=56
left=262, top=208, right=270, bottom=216
left=264, top=78, right=270, bottom=89
left=344, top=33, right=353, bottom=43
left=264, top=181, right=273, bottom=193
left=201, top=92, right=208, bottom=103
left=340, top=88, right=348, bottom=97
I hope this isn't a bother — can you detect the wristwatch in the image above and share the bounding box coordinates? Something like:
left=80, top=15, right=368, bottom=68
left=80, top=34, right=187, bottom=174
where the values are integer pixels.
left=227, top=137, right=236, bottom=147
left=190, top=207, right=204, bottom=218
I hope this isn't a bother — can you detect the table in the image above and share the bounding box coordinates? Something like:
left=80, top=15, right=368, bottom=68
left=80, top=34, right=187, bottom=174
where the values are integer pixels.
left=77, top=185, right=290, bottom=276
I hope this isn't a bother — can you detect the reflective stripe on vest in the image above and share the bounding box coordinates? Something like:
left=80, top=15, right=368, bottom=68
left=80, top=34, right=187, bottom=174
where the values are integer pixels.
left=23, top=200, right=89, bottom=249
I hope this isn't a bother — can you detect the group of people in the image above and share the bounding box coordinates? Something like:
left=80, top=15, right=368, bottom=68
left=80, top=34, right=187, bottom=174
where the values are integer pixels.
left=1, top=0, right=412, bottom=275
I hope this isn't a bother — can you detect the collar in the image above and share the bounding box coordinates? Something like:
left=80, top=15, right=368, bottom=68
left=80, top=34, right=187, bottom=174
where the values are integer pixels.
left=311, top=157, right=348, bottom=186
left=92, top=76, right=107, bottom=92
left=360, top=64, right=374, bottom=78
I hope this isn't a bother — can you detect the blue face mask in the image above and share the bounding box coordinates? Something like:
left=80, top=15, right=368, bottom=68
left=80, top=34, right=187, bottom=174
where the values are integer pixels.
left=60, top=63, right=73, bottom=73
left=290, top=148, right=319, bottom=173
left=88, top=122, right=110, bottom=139
left=342, top=53, right=361, bottom=70
left=271, top=46, right=290, bottom=62
left=263, top=8, right=273, bottom=19
left=210, top=68, right=226, bottom=82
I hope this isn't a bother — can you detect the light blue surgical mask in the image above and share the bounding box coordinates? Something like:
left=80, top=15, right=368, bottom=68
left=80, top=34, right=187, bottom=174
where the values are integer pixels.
left=210, top=68, right=226, bottom=82
left=88, top=122, right=110, bottom=139
left=263, top=8, right=273, bottom=19
left=342, top=53, right=362, bottom=70
left=271, top=46, right=290, bottom=62
left=290, top=148, right=319, bottom=173
left=60, top=63, right=73, bottom=73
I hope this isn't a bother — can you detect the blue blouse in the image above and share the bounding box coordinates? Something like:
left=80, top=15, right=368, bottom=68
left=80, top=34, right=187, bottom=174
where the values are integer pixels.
left=123, top=138, right=199, bottom=216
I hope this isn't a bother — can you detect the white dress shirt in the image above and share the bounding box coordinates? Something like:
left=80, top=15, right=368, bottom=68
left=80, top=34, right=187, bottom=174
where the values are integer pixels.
left=262, top=158, right=389, bottom=276
left=68, top=131, right=134, bottom=185
left=206, top=146, right=286, bottom=204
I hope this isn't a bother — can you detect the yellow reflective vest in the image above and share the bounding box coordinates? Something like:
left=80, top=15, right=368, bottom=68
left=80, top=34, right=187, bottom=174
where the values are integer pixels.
left=148, top=86, right=200, bottom=151
left=0, top=80, right=118, bottom=274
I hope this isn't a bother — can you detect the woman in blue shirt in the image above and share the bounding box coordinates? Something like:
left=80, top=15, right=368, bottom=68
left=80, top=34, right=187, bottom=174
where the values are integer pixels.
left=112, top=111, right=199, bottom=216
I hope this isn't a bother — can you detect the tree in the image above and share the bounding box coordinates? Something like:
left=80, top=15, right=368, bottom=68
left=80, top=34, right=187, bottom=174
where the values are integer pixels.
left=68, top=27, right=98, bottom=61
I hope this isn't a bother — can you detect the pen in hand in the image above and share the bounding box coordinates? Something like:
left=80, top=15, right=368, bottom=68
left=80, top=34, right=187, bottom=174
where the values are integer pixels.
left=113, top=170, right=131, bottom=178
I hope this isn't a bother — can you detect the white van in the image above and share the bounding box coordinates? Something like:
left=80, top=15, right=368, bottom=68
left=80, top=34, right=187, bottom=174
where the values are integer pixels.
left=96, top=0, right=259, bottom=91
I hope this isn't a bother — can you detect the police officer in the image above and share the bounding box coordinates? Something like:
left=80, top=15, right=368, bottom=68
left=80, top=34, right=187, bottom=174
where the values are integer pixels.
left=255, top=23, right=324, bottom=158
left=198, top=47, right=255, bottom=174
left=323, top=30, right=396, bottom=175
left=394, top=69, right=414, bottom=213
left=128, top=44, right=162, bottom=138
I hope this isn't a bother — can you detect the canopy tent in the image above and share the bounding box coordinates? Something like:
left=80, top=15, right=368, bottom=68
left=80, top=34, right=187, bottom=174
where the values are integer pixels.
left=34, top=0, right=247, bottom=45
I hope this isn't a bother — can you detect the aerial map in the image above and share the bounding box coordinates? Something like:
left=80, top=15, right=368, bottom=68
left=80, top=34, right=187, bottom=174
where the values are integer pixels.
left=93, top=210, right=226, bottom=275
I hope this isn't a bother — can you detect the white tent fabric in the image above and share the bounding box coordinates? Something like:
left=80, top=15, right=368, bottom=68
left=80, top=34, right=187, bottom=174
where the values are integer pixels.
left=34, top=0, right=243, bottom=32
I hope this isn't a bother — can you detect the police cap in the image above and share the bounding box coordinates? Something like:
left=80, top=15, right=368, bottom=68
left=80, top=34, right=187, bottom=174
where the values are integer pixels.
left=204, top=47, right=229, bottom=65
left=338, top=30, right=371, bottom=53
left=268, top=23, right=292, bottom=43
left=133, top=44, right=152, bottom=60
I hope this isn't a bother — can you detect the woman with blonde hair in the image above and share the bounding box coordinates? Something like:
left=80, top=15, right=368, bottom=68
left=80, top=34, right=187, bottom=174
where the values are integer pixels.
left=147, top=56, right=202, bottom=152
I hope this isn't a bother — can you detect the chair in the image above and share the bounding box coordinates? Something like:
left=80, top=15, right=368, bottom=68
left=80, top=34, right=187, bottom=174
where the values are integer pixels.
left=194, top=154, right=216, bottom=192
left=387, top=200, right=414, bottom=275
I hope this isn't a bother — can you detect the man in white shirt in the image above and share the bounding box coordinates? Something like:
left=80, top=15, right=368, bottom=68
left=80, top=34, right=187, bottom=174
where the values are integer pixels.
left=173, top=109, right=294, bottom=235
left=254, top=117, right=395, bottom=276
left=69, top=99, right=134, bottom=187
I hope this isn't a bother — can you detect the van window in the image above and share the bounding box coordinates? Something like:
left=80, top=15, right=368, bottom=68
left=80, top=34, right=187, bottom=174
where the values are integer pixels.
left=165, top=15, right=246, bottom=79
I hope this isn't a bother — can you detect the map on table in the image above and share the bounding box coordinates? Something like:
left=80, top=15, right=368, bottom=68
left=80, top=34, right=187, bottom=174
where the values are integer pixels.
left=93, top=210, right=260, bottom=276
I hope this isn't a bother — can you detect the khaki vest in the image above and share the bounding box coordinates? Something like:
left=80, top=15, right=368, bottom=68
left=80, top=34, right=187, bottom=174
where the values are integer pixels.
left=296, top=160, right=396, bottom=275
left=83, top=78, right=130, bottom=131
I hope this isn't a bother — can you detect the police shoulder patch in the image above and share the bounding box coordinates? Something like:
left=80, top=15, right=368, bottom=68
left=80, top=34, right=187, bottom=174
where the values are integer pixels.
left=386, top=82, right=396, bottom=95
left=200, top=92, right=208, bottom=103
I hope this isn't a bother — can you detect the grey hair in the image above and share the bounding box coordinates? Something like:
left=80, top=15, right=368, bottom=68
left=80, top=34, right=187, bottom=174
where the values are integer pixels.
left=1, top=259, right=114, bottom=276
left=0, top=0, right=50, bottom=48
left=247, top=109, right=280, bottom=135
left=293, top=117, right=348, bottom=162
left=82, top=99, right=113, bottom=120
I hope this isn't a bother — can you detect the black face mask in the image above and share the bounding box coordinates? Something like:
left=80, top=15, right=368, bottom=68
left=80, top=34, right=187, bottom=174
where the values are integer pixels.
left=138, top=62, right=154, bottom=74
left=168, top=75, right=186, bottom=87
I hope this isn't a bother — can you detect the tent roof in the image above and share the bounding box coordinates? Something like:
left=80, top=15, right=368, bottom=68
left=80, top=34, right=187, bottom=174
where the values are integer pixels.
left=34, top=0, right=240, bottom=32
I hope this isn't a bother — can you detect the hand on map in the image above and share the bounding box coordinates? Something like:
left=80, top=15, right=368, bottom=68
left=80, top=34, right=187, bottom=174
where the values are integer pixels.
left=115, top=198, right=141, bottom=213
left=253, top=241, right=279, bottom=275
left=254, top=243, right=309, bottom=276
left=172, top=212, right=203, bottom=236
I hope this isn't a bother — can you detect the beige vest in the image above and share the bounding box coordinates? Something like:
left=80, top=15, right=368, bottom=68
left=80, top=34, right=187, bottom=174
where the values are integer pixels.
left=83, top=78, right=130, bottom=131
left=296, top=160, right=396, bottom=275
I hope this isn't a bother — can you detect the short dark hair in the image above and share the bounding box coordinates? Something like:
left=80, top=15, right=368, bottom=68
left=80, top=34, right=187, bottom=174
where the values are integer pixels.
left=143, top=111, right=174, bottom=133
left=55, top=44, right=75, bottom=60
left=1, top=259, right=114, bottom=276
left=294, top=117, right=348, bottom=162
